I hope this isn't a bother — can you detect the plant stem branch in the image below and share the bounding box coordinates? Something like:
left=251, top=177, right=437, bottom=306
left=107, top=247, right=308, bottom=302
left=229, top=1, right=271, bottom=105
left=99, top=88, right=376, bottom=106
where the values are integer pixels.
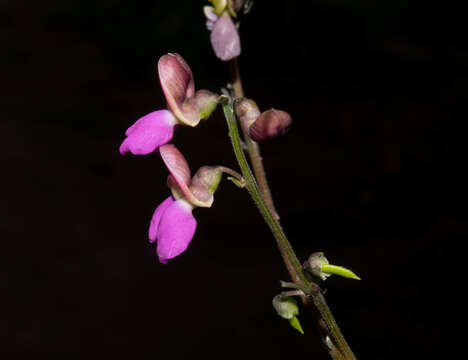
left=222, top=102, right=357, bottom=360
left=222, top=103, right=306, bottom=284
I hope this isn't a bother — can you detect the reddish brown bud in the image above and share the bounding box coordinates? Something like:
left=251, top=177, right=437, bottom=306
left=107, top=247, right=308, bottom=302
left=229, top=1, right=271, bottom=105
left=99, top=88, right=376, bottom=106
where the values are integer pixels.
left=249, top=109, right=292, bottom=141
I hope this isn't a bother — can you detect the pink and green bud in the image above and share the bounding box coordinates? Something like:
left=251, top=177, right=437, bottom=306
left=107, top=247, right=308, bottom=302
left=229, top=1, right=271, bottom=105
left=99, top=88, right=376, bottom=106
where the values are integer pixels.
left=249, top=109, right=292, bottom=142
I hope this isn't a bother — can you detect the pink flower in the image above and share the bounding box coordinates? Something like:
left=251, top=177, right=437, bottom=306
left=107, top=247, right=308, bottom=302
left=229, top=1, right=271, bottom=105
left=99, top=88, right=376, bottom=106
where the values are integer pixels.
left=119, top=53, right=217, bottom=155
left=148, top=196, right=197, bottom=264
left=148, top=144, right=223, bottom=263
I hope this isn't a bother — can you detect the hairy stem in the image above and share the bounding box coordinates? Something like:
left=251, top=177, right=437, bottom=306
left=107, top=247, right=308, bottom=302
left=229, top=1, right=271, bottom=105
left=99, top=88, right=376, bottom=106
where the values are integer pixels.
left=222, top=102, right=357, bottom=360
left=229, top=59, right=280, bottom=219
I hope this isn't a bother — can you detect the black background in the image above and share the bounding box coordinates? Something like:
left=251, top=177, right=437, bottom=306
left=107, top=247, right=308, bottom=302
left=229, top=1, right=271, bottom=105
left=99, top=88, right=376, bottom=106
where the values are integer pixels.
left=2, top=1, right=466, bottom=359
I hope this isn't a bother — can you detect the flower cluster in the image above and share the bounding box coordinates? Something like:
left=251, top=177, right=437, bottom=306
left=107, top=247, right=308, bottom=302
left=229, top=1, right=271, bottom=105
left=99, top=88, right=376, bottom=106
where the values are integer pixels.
left=120, top=53, right=290, bottom=263
left=119, top=54, right=222, bottom=263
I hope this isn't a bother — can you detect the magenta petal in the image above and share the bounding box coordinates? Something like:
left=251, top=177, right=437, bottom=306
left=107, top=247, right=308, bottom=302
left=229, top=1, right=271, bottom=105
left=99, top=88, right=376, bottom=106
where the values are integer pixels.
left=210, top=15, right=241, bottom=61
left=119, top=110, right=176, bottom=155
left=148, top=196, right=175, bottom=243
left=156, top=199, right=197, bottom=264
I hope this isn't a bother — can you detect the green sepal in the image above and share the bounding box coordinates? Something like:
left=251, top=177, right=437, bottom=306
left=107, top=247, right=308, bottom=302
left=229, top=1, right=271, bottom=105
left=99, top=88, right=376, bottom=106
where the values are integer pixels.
left=289, top=316, right=304, bottom=334
left=321, top=264, right=361, bottom=280
left=209, top=0, right=227, bottom=16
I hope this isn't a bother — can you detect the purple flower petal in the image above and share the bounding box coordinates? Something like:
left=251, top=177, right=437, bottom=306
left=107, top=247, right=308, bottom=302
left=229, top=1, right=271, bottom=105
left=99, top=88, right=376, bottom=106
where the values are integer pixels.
left=210, top=15, right=241, bottom=61
left=148, top=196, right=175, bottom=243
left=119, top=110, right=176, bottom=155
left=156, top=199, right=197, bottom=264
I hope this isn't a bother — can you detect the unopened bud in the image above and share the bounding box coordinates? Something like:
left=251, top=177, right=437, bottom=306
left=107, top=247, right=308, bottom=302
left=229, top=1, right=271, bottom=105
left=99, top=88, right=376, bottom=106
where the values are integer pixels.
left=303, top=252, right=331, bottom=281
left=234, top=98, right=260, bottom=134
left=272, top=294, right=298, bottom=319
left=249, top=109, right=292, bottom=142
left=210, top=14, right=241, bottom=61
left=272, top=294, right=304, bottom=334
left=303, top=252, right=361, bottom=281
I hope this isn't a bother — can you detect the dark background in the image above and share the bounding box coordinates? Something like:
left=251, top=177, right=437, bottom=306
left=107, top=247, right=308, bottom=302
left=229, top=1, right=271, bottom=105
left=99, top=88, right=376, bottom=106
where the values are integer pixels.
left=2, top=1, right=466, bottom=359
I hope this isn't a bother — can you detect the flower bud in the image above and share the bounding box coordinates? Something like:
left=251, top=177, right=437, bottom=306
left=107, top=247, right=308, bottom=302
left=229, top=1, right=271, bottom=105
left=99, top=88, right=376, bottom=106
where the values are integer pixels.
left=210, top=14, right=241, bottom=61
left=272, top=294, right=304, bottom=334
left=303, top=252, right=331, bottom=281
left=303, top=252, right=361, bottom=281
left=234, top=98, right=260, bottom=134
left=249, top=109, right=292, bottom=142
left=272, top=294, right=299, bottom=319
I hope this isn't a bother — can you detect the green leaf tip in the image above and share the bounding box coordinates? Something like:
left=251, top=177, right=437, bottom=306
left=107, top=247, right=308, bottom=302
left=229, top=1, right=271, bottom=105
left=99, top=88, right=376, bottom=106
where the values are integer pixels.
left=289, top=316, right=304, bottom=334
left=321, top=264, right=361, bottom=280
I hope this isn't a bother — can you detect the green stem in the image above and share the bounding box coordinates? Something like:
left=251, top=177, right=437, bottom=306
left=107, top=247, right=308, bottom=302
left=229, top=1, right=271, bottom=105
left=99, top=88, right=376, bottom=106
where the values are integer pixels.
left=222, top=103, right=307, bottom=285
left=222, top=102, right=357, bottom=360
